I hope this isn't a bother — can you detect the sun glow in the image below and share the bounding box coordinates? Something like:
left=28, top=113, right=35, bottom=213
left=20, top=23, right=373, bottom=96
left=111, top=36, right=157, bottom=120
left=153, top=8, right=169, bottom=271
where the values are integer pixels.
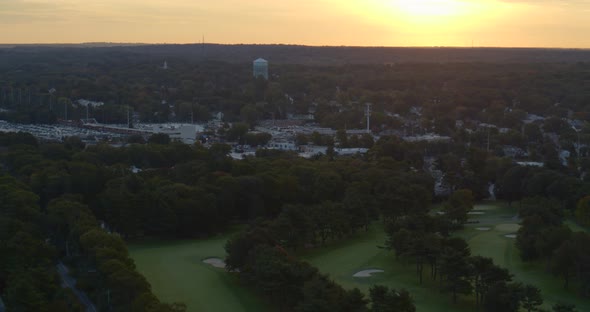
left=394, top=0, right=469, bottom=17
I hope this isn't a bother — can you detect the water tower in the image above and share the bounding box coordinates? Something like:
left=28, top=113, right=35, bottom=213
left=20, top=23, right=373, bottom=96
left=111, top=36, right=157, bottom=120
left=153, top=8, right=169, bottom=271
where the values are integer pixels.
left=253, top=58, right=268, bottom=80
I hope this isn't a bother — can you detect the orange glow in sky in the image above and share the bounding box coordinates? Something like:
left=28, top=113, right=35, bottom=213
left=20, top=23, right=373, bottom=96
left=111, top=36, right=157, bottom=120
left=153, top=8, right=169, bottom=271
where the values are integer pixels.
left=1, top=0, right=589, bottom=48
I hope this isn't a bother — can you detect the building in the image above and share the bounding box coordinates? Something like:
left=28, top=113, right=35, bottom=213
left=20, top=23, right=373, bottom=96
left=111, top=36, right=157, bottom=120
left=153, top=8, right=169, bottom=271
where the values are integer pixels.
left=267, top=139, right=296, bottom=151
left=253, top=58, right=268, bottom=80
left=151, top=124, right=197, bottom=144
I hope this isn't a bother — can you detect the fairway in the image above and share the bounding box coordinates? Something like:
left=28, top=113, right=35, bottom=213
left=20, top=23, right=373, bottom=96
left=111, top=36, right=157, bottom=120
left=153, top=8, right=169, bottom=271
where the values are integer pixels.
left=129, top=233, right=270, bottom=312
left=302, top=225, right=476, bottom=312
left=303, top=202, right=590, bottom=311
left=128, top=203, right=590, bottom=312
left=461, top=202, right=590, bottom=311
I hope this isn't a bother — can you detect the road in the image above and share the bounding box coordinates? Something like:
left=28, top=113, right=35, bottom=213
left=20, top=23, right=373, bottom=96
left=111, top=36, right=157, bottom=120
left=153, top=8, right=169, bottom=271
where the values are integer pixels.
left=56, top=261, right=98, bottom=312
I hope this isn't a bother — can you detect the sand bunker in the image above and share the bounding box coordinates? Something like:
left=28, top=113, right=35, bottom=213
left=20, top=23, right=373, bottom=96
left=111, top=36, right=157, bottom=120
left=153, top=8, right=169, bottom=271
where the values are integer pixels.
left=496, top=224, right=520, bottom=232
left=504, top=234, right=517, bottom=239
left=468, top=211, right=485, bottom=215
left=203, top=258, right=226, bottom=269
left=475, top=227, right=491, bottom=231
left=353, top=269, right=384, bottom=278
left=472, top=204, right=499, bottom=211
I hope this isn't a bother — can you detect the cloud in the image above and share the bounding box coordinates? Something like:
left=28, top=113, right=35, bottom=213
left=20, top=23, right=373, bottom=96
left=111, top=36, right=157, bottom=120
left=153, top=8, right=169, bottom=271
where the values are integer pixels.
left=0, top=0, right=75, bottom=23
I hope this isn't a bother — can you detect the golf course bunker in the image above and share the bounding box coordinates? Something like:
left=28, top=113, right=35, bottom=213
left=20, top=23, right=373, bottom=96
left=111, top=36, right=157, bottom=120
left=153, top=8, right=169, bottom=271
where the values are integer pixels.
left=475, top=227, right=491, bottom=231
left=472, top=204, right=499, bottom=211
left=202, top=258, right=226, bottom=269
left=504, top=234, right=517, bottom=239
left=496, top=224, right=520, bottom=232
left=353, top=269, right=384, bottom=278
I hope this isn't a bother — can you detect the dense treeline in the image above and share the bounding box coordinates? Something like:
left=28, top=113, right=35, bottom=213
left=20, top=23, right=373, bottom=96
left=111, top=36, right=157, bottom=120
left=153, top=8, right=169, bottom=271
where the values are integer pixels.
left=0, top=175, right=81, bottom=311
left=382, top=187, right=549, bottom=311
left=0, top=133, right=185, bottom=311
left=2, top=126, right=590, bottom=311
left=47, top=197, right=186, bottom=312
left=2, top=47, right=590, bottom=132
left=225, top=223, right=416, bottom=312
left=515, top=197, right=590, bottom=298
left=0, top=130, right=431, bottom=311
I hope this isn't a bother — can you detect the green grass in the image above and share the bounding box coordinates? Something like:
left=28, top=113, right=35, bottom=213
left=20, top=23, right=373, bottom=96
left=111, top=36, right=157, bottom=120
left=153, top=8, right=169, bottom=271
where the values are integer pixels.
left=564, top=219, right=589, bottom=233
left=462, top=202, right=590, bottom=311
left=301, top=226, right=475, bottom=312
left=128, top=232, right=271, bottom=312
left=302, top=202, right=590, bottom=311
left=128, top=202, right=590, bottom=312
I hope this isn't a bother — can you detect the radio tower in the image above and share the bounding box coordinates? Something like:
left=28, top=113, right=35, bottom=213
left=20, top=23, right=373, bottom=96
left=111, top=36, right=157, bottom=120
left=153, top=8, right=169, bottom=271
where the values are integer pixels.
left=365, top=103, right=372, bottom=133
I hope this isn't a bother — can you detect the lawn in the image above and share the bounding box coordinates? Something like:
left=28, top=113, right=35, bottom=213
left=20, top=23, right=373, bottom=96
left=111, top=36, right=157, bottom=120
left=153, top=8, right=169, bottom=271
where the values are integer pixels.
left=128, top=202, right=590, bottom=312
left=303, top=202, right=590, bottom=311
left=461, top=202, right=590, bottom=311
left=128, top=232, right=271, bottom=312
left=302, top=225, right=476, bottom=312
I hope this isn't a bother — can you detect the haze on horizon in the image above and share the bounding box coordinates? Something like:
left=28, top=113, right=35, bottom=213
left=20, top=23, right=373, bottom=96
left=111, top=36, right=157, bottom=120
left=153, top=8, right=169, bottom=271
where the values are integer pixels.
left=1, top=0, right=589, bottom=48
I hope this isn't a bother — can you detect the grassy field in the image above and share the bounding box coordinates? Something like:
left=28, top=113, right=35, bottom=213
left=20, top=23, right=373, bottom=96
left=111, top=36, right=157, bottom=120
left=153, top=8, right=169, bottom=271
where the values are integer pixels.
left=459, top=202, right=590, bottom=311
left=129, top=203, right=590, bottom=312
left=128, top=232, right=271, bottom=312
left=301, top=225, right=476, bottom=311
left=303, top=202, right=590, bottom=311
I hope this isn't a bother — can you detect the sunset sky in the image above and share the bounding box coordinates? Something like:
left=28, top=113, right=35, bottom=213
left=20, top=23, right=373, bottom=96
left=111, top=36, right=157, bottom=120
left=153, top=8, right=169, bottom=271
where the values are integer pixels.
left=1, top=0, right=589, bottom=48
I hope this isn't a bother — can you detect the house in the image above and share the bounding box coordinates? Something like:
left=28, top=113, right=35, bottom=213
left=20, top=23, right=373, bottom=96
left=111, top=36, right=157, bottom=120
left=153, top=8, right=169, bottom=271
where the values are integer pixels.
left=267, top=140, right=297, bottom=151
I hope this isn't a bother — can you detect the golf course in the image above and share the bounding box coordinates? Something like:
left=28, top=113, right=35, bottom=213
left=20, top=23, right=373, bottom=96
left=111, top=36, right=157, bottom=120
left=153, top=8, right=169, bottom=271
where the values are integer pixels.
left=130, top=202, right=590, bottom=312
left=129, top=232, right=270, bottom=312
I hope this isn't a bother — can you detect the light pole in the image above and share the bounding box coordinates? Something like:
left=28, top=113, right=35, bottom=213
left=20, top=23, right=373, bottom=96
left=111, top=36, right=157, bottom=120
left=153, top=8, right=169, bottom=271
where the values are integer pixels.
left=572, top=125, right=581, bottom=170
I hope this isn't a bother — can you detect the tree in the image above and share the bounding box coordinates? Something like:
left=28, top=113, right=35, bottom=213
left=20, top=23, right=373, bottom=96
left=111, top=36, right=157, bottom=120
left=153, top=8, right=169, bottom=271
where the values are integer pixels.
left=521, top=284, right=543, bottom=312
left=225, top=123, right=249, bottom=143
left=551, top=240, right=576, bottom=289
left=240, top=104, right=261, bottom=127
left=439, top=238, right=472, bottom=303
left=470, top=256, right=512, bottom=307
left=311, top=131, right=323, bottom=145
left=273, top=204, right=312, bottom=250
left=295, top=133, right=309, bottom=146
left=497, top=166, right=529, bottom=206
left=552, top=302, right=577, bottom=312
left=343, top=181, right=377, bottom=231
left=336, top=129, right=349, bottom=148
left=443, top=189, right=474, bottom=226
left=360, top=133, right=374, bottom=148
left=517, top=216, right=546, bottom=261
left=148, top=133, right=171, bottom=145
left=575, top=196, right=590, bottom=227
left=484, top=282, right=523, bottom=312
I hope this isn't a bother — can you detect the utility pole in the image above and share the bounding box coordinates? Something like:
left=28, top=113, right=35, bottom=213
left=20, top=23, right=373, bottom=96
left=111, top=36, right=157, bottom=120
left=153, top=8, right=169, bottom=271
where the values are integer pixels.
left=486, top=126, right=490, bottom=152
left=365, top=103, right=372, bottom=133
left=573, top=126, right=581, bottom=168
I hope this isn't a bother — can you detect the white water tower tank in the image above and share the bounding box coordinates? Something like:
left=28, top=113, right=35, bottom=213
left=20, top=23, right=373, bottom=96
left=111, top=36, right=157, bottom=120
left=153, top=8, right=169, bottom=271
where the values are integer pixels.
left=253, top=58, right=268, bottom=80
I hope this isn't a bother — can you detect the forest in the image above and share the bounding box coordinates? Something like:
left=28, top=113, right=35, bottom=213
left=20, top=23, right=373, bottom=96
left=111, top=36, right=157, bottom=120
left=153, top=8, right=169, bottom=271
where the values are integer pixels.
left=1, top=129, right=590, bottom=311
left=1, top=45, right=590, bottom=311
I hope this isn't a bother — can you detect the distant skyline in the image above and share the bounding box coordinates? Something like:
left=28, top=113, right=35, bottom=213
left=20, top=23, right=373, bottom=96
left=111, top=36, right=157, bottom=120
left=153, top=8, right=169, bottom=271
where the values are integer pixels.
left=1, top=0, right=590, bottom=48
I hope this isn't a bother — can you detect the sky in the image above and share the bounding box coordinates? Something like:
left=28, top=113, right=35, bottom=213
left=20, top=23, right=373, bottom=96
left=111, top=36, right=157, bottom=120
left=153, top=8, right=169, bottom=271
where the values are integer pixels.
left=1, top=0, right=589, bottom=48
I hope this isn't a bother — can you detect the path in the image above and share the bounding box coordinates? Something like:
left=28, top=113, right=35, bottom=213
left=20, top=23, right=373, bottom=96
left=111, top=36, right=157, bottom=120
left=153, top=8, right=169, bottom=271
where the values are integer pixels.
left=56, top=261, right=98, bottom=312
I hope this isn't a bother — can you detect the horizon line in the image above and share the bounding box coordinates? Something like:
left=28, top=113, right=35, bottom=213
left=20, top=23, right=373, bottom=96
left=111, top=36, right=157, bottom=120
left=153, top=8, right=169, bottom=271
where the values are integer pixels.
left=1, top=42, right=589, bottom=50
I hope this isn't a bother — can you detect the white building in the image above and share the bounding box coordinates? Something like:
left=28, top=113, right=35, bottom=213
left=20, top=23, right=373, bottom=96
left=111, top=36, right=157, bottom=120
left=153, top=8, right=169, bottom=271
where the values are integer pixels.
left=152, top=124, right=197, bottom=144
left=253, top=58, right=268, bottom=80
left=267, top=140, right=297, bottom=151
